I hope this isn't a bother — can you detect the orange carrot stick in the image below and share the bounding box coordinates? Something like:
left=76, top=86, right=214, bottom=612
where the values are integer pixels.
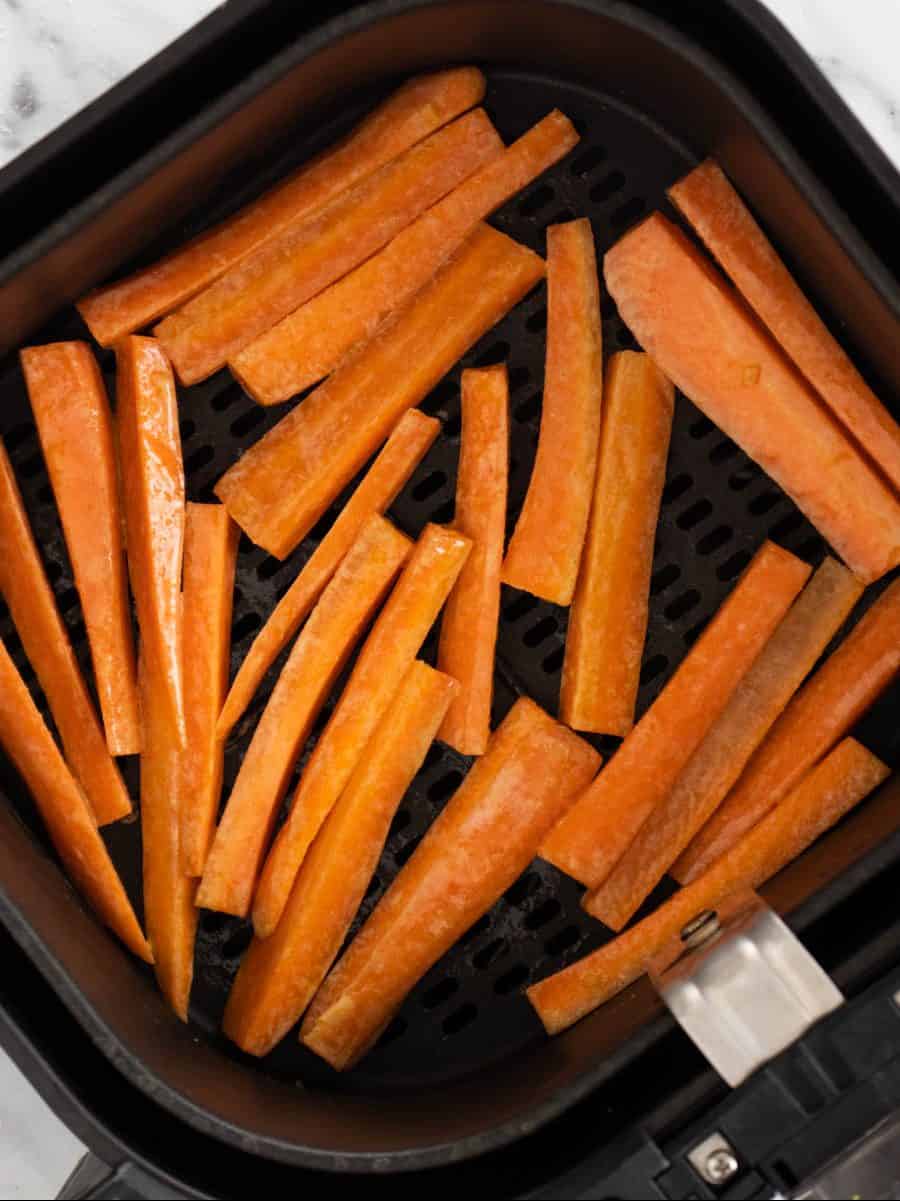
left=232, top=110, right=579, bottom=404
left=224, top=661, right=458, bottom=1056
left=21, top=343, right=141, bottom=756
left=217, top=409, right=439, bottom=738
left=540, top=542, right=811, bottom=888
left=604, top=214, right=900, bottom=583
left=251, top=524, right=471, bottom=938
left=215, top=224, right=544, bottom=558
left=669, top=161, right=900, bottom=493
left=589, top=558, right=863, bottom=929
left=560, top=352, right=674, bottom=736
left=197, top=515, right=411, bottom=917
left=77, top=68, right=487, bottom=345
left=0, top=442, right=131, bottom=824
left=503, top=219, right=604, bottom=605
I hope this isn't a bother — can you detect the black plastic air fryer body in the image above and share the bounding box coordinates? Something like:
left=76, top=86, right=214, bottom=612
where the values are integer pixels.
left=1, top=1, right=900, bottom=1197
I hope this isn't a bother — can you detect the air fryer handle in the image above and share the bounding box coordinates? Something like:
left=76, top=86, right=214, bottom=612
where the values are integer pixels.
left=57, top=1152, right=181, bottom=1200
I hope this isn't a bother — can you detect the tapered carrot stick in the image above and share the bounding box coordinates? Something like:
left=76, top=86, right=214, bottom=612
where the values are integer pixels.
left=560, top=352, right=674, bottom=736
left=77, top=68, right=487, bottom=345
left=232, top=110, right=579, bottom=404
left=540, top=542, right=811, bottom=888
left=215, top=224, right=544, bottom=558
left=589, top=558, right=863, bottom=929
left=251, top=524, right=470, bottom=938
left=217, top=409, right=439, bottom=738
left=21, top=342, right=141, bottom=756
left=224, top=661, right=458, bottom=1056
left=197, top=515, right=410, bottom=917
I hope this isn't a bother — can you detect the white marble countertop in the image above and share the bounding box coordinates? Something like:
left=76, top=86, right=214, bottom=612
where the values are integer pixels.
left=0, top=1, right=898, bottom=1197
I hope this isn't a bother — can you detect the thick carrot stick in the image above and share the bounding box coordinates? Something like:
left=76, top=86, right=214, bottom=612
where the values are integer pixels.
left=179, top=505, right=238, bottom=877
left=21, top=343, right=141, bottom=756
left=503, top=219, right=603, bottom=605
left=251, top=524, right=471, bottom=937
left=674, top=575, right=900, bottom=884
left=217, top=409, right=439, bottom=738
left=560, top=352, right=674, bottom=736
left=77, top=68, right=487, bottom=345
left=232, top=110, right=579, bottom=404
left=531, top=739, right=889, bottom=1035
left=215, top=224, right=544, bottom=558
left=224, top=661, right=458, bottom=1056
left=0, top=441, right=131, bottom=824
left=197, top=515, right=410, bottom=917
left=589, top=558, right=863, bottom=929
left=540, top=542, right=811, bottom=888
left=604, top=214, right=900, bottom=583
left=669, top=160, right=900, bottom=493
left=0, top=639, right=150, bottom=962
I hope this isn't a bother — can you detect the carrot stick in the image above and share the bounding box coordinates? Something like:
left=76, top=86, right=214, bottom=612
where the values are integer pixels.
left=197, top=514, right=411, bottom=917
left=223, top=661, right=458, bottom=1056
left=437, top=366, right=508, bottom=755
left=0, top=441, right=131, bottom=825
left=215, top=224, right=544, bottom=559
left=155, top=110, right=502, bottom=384
left=604, top=214, right=900, bottom=583
left=502, top=219, right=604, bottom=605
left=589, top=558, right=863, bottom=929
left=531, top=738, right=889, bottom=1035
left=251, top=524, right=471, bottom=938
left=217, top=409, right=439, bottom=738
left=21, top=343, right=141, bottom=756
left=179, top=504, right=238, bottom=877
left=669, top=161, right=900, bottom=493
left=0, top=638, right=150, bottom=962
left=560, top=352, right=674, bottom=735
left=540, top=542, right=811, bottom=888
left=232, top=110, right=579, bottom=404
left=674, top=575, right=900, bottom=884
left=77, top=68, right=487, bottom=345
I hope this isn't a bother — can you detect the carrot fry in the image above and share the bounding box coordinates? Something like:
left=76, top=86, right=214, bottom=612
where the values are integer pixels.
left=604, top=214, right=900, bottom=583
left=197, top=515, right=411, bottom=917
left=560, top=352, right=674, bottom=735
left=77, top=68, right=487, bottom=345
left=437, top=366, right=508, bottom=755
left=217, top=409, right=439, bottom=738
left=589, top=558, right=863, bottom=929
left=0, top=441, right=131, bottom=824
left=503, top=219, right=604, bottom=605
left=232, top=110, right=579, bottom=404
left=21, top=343, right=141, bottom=756
left=224, top=661, right=458, bottom=1056
left=0, top=639, right=150, bottom=962
left=540, top=542, right=811, bottom=888
left=674, top=575, right=900, bottom=884
left=669, top=161, right=900, bottom=493
left=251, top=524, right=470, bottom=938
left=215, top=224, right=544, bottom=558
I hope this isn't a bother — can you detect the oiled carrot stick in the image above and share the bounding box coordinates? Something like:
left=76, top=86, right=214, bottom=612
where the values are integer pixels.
left=215, top=224, right=544, bottom=558
left=232, top=110, right=579, bottom=404
left=224, top=661, right=458, bottom=1056
left=252, top=524, right=471, bottom=938
left=197, top=515, right=410, bottom=917
left=560, top=352, right=674, bottom=736
left=604, top=214, right=900, bottom=583
left=77, top=68, right=487, bottom=345
left=589, top=558, right=863, bottom=929
left=503, top=219, right=603, bottom=605
left=21, top=343, right=141, bottom=756
left=540, top=542, right=811, bottom=888
left=217, top=409, right=439, bottom=738
left=0, top=442, right=131, bottom=824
